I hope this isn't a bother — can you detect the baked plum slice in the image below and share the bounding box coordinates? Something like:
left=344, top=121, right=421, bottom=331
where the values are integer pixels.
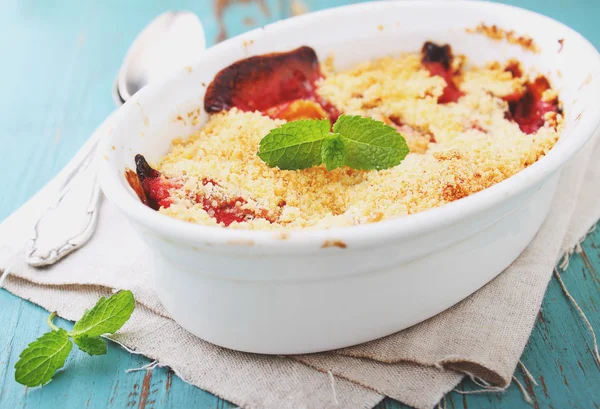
left=204, top=46, right=339, bottom=121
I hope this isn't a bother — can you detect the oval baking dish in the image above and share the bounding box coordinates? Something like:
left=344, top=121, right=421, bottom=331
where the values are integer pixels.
left=96, top=0, right=600, bottom=354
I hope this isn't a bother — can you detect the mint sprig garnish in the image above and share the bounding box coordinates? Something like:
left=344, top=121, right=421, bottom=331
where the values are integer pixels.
left=14, top=290, right=135, bottom=387
left=258, top=115, right=409, bottom=171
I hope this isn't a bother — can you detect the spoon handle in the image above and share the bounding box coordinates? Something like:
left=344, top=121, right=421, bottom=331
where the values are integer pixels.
left=25, top=140, right=103, bottom=266
left=25, top=81, right=122, bottom=267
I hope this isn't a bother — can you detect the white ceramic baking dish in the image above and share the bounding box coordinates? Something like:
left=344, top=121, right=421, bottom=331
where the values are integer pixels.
left=96, top=0, right=600, bottom=354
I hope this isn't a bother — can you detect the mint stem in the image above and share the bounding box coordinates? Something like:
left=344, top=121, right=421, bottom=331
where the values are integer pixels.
left=47, top=312, right=60, bottom=332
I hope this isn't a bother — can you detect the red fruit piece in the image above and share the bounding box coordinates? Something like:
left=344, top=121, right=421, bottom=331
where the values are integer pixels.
left=205, top=46, right=321, bottom=113
left=421, top=42, right=463, bottom=104
left=506, top=76, right=560, bottom=134
left=134, top=154, right=175, bottom=210
left=203, top=46, right=339, bottom=121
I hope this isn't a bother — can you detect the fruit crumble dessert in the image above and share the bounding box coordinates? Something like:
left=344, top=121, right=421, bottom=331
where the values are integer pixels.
left=127, top=42, right=563, bottom=230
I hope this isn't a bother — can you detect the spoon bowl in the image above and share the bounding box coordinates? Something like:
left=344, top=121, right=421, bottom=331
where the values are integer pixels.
left=117, top=11, right=206, bottom=103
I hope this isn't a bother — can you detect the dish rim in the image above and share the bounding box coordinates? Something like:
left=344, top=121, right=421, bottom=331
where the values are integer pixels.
left=96, top=0, right=600, bottom=250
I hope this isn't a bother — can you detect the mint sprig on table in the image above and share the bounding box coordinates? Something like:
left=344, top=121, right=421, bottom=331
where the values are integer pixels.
left=258, top=115, right=409, bottom=171
left=14, top=290, right=135, bottom=387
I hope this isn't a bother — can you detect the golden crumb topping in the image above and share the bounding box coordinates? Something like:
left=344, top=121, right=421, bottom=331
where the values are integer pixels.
left=155, top=50, right=562, bottom=230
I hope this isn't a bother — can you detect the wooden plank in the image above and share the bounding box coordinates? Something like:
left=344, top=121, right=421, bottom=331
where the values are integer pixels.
left=1, top=0, right=600, bottom=408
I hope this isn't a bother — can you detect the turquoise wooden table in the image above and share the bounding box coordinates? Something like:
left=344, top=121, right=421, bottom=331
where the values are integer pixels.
left=1, top=1, right=599, bottom=408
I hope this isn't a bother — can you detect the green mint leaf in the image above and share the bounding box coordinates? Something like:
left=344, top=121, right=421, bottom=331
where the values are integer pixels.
left=14, top=293, right=136, bottom=388
left=71, top=290, right=135, bottom=338
left=257, top=115, right=409, bottom=171
left=333, top=115, right=409, bottom=170
left=14, top=329, right=72, bottom=387
left=321, top=134, right=345, bottom=171
left=73, top=335, right=107, bottom=356
left=257, top=119, right=330, bottom=170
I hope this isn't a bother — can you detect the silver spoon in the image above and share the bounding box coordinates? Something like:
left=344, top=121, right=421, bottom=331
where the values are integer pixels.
left=25, top=11, right=205, bottom=267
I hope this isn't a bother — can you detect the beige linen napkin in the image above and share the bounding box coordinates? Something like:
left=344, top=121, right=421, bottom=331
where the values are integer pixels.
left=1, top=128, right=598, bottom=409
